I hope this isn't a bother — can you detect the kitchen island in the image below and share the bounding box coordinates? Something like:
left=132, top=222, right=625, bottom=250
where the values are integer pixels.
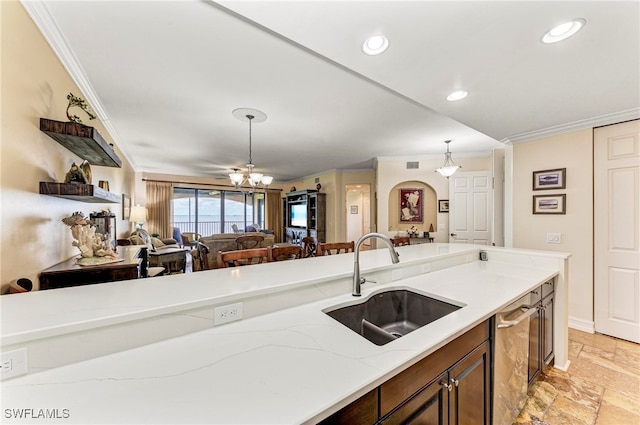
left=0, top=244, right=569, bottom=424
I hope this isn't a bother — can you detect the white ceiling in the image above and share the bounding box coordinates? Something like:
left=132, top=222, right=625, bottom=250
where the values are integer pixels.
left=27, top=1, right=639, bottom=182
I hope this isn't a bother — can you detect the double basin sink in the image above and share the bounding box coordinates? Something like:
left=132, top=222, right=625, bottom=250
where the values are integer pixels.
left=323, top=288, right=463, bottom=346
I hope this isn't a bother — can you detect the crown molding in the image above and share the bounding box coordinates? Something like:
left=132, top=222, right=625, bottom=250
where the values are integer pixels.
left=502, top=108, right=640, bottom=144
left=20, top=0, right=137, bottom=169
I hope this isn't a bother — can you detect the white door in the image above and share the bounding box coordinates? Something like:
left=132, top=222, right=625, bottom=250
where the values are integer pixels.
left=449, top=172, right=492, bottom=245
left=594, top=120, right=640, bottom=343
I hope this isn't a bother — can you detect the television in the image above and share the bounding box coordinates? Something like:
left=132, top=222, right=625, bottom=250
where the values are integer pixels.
left=290, top=204, right=307, bottom=227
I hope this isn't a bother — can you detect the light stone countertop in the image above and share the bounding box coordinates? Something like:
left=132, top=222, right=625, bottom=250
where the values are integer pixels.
left=1, top=244, right=564, bottom=425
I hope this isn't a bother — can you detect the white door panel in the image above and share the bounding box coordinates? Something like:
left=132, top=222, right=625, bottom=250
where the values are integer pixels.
left=449, top=172, right=492, bottom=245
left=595, top=119, right=640, bottom=343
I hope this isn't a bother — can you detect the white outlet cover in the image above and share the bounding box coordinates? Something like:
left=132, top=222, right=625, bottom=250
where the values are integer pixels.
left=1, top=347, right=28, bottom=380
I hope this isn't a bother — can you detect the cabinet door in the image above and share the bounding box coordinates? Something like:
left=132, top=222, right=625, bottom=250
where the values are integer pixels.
left=449, top=341, right=491, bottom=425
left=542, top=294, right=554, bottom=364
left=381, top=371, right=449, bottom=425
left=318, top=389, right=378, bottom=425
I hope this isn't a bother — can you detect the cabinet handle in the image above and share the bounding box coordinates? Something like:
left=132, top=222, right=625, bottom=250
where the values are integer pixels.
left=441, top=381, right=452, bottom=392
left=451, top=378, right=459, bottom=387
left=531, top=290, right=539, bottom=295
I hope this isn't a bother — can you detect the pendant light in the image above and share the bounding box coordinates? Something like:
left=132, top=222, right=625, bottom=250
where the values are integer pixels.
left=435, top=140, right=461, bottom=177
left=229, top=108, right=273, bottom=190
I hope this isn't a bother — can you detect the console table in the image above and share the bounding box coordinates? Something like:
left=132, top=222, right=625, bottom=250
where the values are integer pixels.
left=409, top=237, right=435, bottom=244
left=39, top=246, right=142, bottom=290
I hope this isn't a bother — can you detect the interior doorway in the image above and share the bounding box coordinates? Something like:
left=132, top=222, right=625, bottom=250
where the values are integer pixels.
left=346, top=184, right=371, bottom=247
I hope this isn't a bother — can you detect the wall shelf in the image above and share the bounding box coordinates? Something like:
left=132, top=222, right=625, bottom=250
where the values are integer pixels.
left=40, top=118, right=122, bottom=167
left=39, top=182, right=120, bottom=203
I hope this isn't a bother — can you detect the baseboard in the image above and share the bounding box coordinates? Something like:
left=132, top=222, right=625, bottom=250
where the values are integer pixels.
left=554, top=359, right=571, bottom=372
left=568, top=316, right=595, bottom=334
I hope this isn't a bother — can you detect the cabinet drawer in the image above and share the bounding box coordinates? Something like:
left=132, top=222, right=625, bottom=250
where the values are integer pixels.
left=380, top=320, right=490, bottom=416
left=318, top=389, right=378, bottom=425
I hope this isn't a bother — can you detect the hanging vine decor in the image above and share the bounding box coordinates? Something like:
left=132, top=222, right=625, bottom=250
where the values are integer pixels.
left=66, top=92, right=97, bottom=124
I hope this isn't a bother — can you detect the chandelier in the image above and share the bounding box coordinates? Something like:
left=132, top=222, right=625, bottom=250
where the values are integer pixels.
left=435, top=140, right=461, bottom=177
left=229, top=108, right=273, bottom=189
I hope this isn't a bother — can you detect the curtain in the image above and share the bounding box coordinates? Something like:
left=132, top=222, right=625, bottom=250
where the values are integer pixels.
left=265, top=189, right=283, bottom=243
left=145, top=181, right=173, bottom=238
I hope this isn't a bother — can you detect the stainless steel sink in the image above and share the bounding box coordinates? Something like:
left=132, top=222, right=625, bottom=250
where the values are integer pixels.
left=323, top=289, right=463, bottom=346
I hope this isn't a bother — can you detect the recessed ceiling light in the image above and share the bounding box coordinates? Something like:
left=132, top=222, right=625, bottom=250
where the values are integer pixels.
left=362, top=35, right=389, bottom=55
left=447, top=90, right=468, bottom=101
left=542, top=19, right=586, bottom=43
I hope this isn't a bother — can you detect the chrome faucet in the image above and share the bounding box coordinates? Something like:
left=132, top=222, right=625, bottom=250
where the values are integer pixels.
left=353, top=232, right=400, bottom=296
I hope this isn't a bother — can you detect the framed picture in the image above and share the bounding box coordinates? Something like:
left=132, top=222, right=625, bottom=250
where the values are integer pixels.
left=533, top=194, right=566, bottom=214
left=533, top=168, right=566, bottom=190
left=400, top=188, right=423, bottom=223
left=438, top=199, right=449, bottom=213
left=122, top=194, right=131, bottom=220
left=350, top=205, right=358, bottom=214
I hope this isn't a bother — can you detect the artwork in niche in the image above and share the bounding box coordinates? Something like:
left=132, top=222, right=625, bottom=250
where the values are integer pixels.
left=350, top=205, right=358, bottom=214
left=533, top=168, right=566, bottom=190
left=533, top=194, right=566, bottom=214
left=122, top=194, right=131, bottom=220
left=439, top=199, right=450, bottom=213
left=400, top=188, right=423, bottom=223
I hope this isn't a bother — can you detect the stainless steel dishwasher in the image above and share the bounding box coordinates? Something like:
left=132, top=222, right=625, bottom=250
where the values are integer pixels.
left=493, top=293, right=538, bottom=424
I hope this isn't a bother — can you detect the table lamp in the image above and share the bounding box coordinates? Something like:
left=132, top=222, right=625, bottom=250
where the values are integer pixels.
left=129, top=205, right=147, bottom=230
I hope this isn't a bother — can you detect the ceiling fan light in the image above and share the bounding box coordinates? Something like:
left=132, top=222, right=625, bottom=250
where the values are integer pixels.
left=447, top=90, right=468, bottom=101
left=542, top=19, right=585, bottom=43
left=362, top=35, right=389, bottom=55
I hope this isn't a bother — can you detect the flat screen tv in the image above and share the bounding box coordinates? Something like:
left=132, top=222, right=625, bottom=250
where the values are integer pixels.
left=290, top=204, right=307, bottom=227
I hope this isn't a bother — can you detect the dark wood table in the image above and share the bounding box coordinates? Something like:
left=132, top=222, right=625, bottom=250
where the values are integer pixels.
left=39, top=246, right=143, bottom=290
left=149, top=247, right=187, bottom=274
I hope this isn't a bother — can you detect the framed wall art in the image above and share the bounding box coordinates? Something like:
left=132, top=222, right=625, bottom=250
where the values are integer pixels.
left=533, top=168, right=566, bottom=190
left=350, top=205, right=358, bottom=214
left=400, top=188, right=423, bottom=223
left=122, top=194, right=131, bottom=220
left=438, top=199, right=449, bottom=213
left=533, top=194, right=566, bottom=214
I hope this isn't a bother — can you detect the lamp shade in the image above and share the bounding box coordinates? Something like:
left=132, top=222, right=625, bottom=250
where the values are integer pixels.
left=129, top=205, right=147, bottom=223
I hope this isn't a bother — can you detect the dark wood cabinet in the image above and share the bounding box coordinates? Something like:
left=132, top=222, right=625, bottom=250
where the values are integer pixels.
left=284, top=190, right=326, bottom=244
left=320, top=320, right=491, bottom=425
left=528, top=280, right=555, bottom=385
left=39, top=246, right=142, bottom=290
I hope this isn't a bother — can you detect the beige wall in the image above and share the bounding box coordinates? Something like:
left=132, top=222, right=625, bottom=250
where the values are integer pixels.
left=377, top=156, right=492, bottom=243
left=512, top=129, right=593, bottom=326
left=0, top=1, right=136, bottom=291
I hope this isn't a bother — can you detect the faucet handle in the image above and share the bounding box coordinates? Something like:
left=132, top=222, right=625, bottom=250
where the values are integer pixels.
left=362, top=277, right=376, bottom=285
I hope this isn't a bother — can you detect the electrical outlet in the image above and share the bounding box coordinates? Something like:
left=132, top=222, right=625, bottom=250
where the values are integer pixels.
left=1, top=348, right=28, bottom=380
left=421, top=263, right=431, bottom=273
left=546, top=233, right=561, bottom=244
left=391, top=269, right=403, bottom=281
left=214, top=302, right=243, bottom=326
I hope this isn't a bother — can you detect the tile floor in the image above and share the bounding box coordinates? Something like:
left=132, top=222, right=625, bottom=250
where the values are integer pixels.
left=514, top=328, right=640, bottom=425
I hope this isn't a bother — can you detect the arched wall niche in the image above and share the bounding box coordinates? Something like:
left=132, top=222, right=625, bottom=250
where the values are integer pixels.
left=388, top=180, right=437, bottom=235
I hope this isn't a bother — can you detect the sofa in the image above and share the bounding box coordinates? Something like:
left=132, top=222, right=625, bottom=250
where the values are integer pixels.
left=199, top=232, right=276, bottom=268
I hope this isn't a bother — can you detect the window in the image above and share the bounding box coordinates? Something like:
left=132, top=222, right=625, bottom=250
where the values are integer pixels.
left=172, top=188, right=264, bottom=236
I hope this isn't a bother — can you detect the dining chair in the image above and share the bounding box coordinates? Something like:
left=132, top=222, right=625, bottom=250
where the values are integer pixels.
left=217, top=248, right=269, bottom=268
left=268, top=245, right=303, bottom=262
left=192, top=242, right=210, bottom=271
left=301, top=236, right=317, bottom=258
left=235, top=234, right=264, bottom=250
left=316, top=241, right=355, bottom=256
left=390, top=236, right=411, bottom=247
